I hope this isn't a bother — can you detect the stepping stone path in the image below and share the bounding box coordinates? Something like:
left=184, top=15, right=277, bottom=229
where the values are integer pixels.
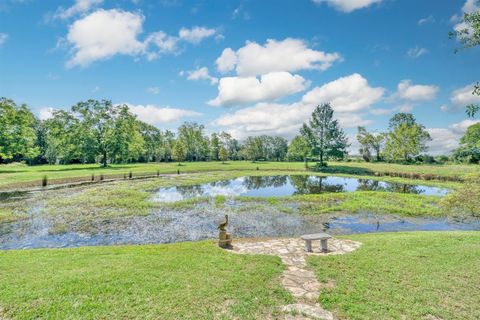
left=232, top=238, right=361, bottom=320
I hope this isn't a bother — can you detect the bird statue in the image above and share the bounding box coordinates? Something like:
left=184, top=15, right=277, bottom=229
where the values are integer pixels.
left=218, top=214, right=229, bottom=231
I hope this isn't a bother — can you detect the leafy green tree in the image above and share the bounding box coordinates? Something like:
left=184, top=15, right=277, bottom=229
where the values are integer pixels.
left=172, top=140, right=187, bottom=162
left=242, top=136, right=265, bottom=161
left=300, top=103, right=349, bottom=166
left=219, top=146, right=228, bottom=163
left=210, top=133, right=220, bottom=161
left=384, top=113, right=431, bottom=162
left=43, top=110, right=81, bottom=164
left=72, top=100, right=145, bottom=167
left=452, top=122, right=480, bottom=163
left=450, top=3, right=480, bottom=117
left=139, top=122, right=163, bottom=162
left=356, top=126, right=385, bottom=162
left=177, top=122, right=209, bottom=161
left=0, top=98, right=39, bottom=163
left=218, top=132, right=241, bottom=160
left=269, top=136, right=288, bottom=161
left=287, top=135, right=310, bottom=162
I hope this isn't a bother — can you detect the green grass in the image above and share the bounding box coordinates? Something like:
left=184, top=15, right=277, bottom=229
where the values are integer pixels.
left=0, top=241, right=291, bottom=319
left=310, top=231, right=480, bottom=320
left=0, top=161, right=478, bottom=190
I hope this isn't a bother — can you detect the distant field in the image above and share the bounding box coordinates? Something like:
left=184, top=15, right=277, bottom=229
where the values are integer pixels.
left=0, top=161, right=478, bottom=190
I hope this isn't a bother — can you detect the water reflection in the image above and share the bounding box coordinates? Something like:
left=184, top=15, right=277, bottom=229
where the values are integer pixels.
left=153, top=175, right=448, bottom=202
left=1, top=207, right=478, bottom=250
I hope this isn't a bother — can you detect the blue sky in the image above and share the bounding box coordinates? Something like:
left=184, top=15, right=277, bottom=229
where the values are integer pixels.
left=1, top=0, right=479, bottom=154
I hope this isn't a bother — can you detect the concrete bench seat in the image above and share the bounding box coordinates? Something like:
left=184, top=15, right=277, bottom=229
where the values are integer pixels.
left=301, top=233, right=332, bottom=252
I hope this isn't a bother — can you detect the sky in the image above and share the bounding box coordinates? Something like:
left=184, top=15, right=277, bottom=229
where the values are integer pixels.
left=1, top=0, right=480, bottom=155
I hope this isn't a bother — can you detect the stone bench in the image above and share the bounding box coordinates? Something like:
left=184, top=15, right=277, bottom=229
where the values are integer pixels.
left=301, top=233, right=332, bottom=253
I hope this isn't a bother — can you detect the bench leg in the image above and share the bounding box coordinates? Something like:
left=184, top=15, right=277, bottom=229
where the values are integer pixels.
left=320, top=239, right=328, bottom=253
left=304, top=240, right=312, bottom=252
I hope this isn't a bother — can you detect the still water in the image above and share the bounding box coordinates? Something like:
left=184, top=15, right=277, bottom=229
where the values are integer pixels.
left=153, top=175, right=449, bottom=202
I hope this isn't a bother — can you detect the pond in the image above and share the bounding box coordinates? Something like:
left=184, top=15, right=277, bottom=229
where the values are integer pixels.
left=153, top=175, right=449, bottom=202
left=1, top=204, right=478, bottom=250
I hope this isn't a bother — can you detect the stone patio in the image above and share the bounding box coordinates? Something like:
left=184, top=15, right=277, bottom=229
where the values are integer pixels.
left=232, top=237, right=361, bottom=320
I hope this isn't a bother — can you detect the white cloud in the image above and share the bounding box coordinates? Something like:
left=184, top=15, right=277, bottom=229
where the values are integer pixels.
left=427, top=128, right=462, bottom=155
left=0, top=33, right=7, bottom=46
left=66, top=9, right=146, bottom=67
left=394, top=80, right=439, bottom=102
left=126, top=104, right=201, bottom=125
left=38, top=107, right=56, bottom=120
left=185, top=67, right=218, bottom=85
left=144, top=31, right=179, bottom=57
left=440, top=104, right=449, bottom=112
left=302, top=73, right=385, bottom=112
left=452, top=0, right=480, bottom=33
left=214, top=102, right=312, bottom=139
left=65, top=9, right=217, bottom=67
left=209, top=72, right=309, bottom=107
left=216, top=48, right=238, bottom=73
left=407, top=46, right=428, bottom=59
left=53, top=0, right=103, bottom=20
left=450, top=119, right=480, bottom=132
left=427, top=119, right=480, bottom=155
left=450, top=83, right=480, bottom=107
left=178, top=26, right=216, bottom=44
left=312, top=0, right=383, bottom=12
left=418, top=15, right=435, bottom=26
left=213, top=73, right=381, bottom=139
left=216, top=38, right=341, bottom=76
left=147, top=87, right=161, bottom=94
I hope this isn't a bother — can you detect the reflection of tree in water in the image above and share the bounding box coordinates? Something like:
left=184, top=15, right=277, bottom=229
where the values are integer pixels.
left=357, top=179, right=382, bottom=191
left=175, top=185, right=205, bottom=197
left=210, top=180, right=231, bottom=188
left=356, top=179, right=423, bottom=194
left=383, top=183, right=422, bottom=194
left=242, top=175, right=288, bottom=190
left=289, top=175, right=344, bottom=194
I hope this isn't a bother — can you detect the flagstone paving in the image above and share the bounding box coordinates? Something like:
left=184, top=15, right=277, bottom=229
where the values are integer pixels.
left=232, top=237, right=361, bottom=320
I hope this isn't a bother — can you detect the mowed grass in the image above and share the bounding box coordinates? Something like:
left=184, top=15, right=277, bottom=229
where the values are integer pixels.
left=0, top=241, right=291, bottom=320
left=0, top=161, right=478, bottom=189
left=310, top=231, right=480, bottom=320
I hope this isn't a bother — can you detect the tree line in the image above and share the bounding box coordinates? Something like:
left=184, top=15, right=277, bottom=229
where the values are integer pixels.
left=0, top=98, right=292, bottom=166
left=1, top=98, right=478, bottom=166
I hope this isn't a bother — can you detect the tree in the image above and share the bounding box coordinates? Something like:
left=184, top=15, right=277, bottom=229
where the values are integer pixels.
left=356, top=126, right=385, bottom=162
left=450, top=3, right=480, bottom=117
left=210, top=133, right=220, bottom=161
left=300, top=103, right=349, bottom=166
left=270, top=136, right=288, bottom=161
left=242, top=136, right=264, bottom=161
left=172, top=140, right=187, bottom=162
left=177, top=122, right=209, bottom=161
left=384, top=113, right=431, bottom=162
left=452, top=122, right=480, bottom=163
left=0, top=98, right=39, bottom=163
left=287, top=135, right=310, bottom=162
left=72, top=100, right=144, bottom=167
left=219, top=146, right=228, bottom=163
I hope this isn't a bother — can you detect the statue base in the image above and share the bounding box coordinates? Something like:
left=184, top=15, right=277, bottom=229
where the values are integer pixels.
left=218, top=230, right=232, bottom=248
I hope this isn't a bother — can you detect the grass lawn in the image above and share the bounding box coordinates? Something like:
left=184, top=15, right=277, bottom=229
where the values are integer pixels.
left=0, top=161, right=478, bottom=190
left=0, top=241, right=291, bottom=319
left=310, top=231, right=480, bottom=320
left=1, top=232, right=479, bottom=319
